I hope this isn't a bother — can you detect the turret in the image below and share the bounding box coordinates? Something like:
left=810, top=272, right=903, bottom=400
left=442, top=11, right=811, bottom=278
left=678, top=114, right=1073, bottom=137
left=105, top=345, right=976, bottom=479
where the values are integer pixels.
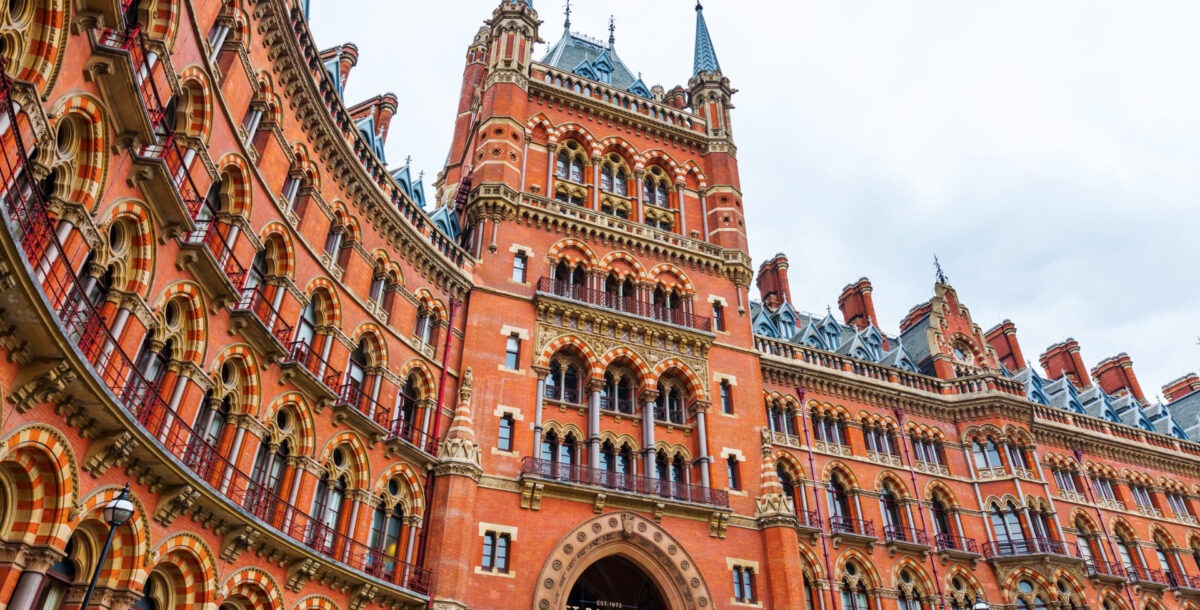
left=1164, top=374, right=1200, bottom=403
left=755, top=254, right=792, bottom=310
left=688, top=2, right=734, bottom=143
left=485, top=0, right=542, bottom=89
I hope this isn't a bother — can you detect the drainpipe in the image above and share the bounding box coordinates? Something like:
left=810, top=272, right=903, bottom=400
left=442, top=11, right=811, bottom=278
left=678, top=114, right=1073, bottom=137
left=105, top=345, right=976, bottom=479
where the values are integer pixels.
left=797, top=386, right=838, bottom=610
left=416, top=296, right=462, bottom=572
left=893, top=403, right=946, bottom=609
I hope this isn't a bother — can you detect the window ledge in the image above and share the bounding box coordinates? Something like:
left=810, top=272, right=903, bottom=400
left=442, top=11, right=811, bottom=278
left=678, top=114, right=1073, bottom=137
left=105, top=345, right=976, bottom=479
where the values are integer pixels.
left=475, top=567, right=516, bottom=579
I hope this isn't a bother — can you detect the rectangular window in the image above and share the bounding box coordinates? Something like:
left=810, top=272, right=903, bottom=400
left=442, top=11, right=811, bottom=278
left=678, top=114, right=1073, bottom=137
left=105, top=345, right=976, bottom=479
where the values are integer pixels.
left=720, top=381, right=734, bottom=415
left=727, top=456, right=740, bottom=490
left=504, top=334, right=521, bottom=370
left=733, top=566, right=755, bottom=603
left=481, top=531, right=510, bottom=572
left=713, top=302, right=725, bottom=332
left=512, top=253, right=527, bottom=283
left=498, top=415, right=514, bottom=452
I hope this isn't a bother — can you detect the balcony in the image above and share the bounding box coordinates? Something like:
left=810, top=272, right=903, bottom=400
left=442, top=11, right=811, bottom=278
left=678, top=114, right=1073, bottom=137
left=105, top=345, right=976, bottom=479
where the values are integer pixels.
left=829, top=516, right=876, bottom=549
left=1084, top=560, right=1127, bottom=585
left=598, top=395, right=636, bottom=416
left=520, top=457, right=729, bottom=508
left=1127, top=565, right=1171, bottom=589
left=935, top=533, right=981, bottom=562
left=883, top=525, right=930, bottom=557
left=333, top=382, right=391, bottom=442
left=386, top=411, right=438, bottom=457
left=1167, top=572, right=1200, bottom=593
left=229, top=285, right=292, bottom=360
left=280, top=340, right=340, bottom=402
left=982, top=538, right=1079, bottom=568
left=129, top=133, right=205, bottom=234
left=178, top=221, right=246, bottom=306
left=85, top=27, right=164, bottom=146
left=795, top=510, right=823, bottom=540
left=535, top=277, right=712, bottom=332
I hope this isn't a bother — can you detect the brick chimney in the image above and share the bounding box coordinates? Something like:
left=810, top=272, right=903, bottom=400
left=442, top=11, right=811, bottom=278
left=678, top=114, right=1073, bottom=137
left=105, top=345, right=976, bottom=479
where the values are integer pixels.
left=985, top=320, right=1025, bottom=372
left=837, top=277, right=878, bottom=331
left=1039, top=339, right=1091, bottom=388
left=1091, top=353, right=1147, bottom=404
left=756, top=253, right=791, bottom=311
left=1163, top=373, right=1200, bottom=402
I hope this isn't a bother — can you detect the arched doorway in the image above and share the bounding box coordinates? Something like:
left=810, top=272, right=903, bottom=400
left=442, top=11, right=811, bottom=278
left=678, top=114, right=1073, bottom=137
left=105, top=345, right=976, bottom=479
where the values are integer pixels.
left=533, top=512, right=714, bottom=610
left=568, top=555, right=667, bottom=610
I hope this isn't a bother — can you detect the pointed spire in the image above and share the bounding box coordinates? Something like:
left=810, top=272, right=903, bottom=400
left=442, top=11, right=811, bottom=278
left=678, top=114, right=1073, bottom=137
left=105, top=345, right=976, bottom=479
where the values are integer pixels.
left=934, top=254, right=948, bottom=284
left=563, top=0, right=571, bottom=31
left=608, top=15, right=615, bottom=49
left=693, top=1, right=722, bottom=76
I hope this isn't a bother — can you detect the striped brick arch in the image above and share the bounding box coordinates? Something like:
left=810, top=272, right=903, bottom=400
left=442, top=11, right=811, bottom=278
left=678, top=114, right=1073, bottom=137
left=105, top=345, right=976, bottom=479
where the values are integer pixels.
left=397, top=359, right=435, bottom=399
left=133, top=0, right=180, bottom=49
left=637, top=149, right=682, bottom=179
left=546, top=238, right=598, bottom=267
left=151, top=532, right=219, bottom=608
left=1, top=0, right=67, bottom=93
left=47, top=93, right=107, bottom=208
left=221, top=567, right=284, bottom=610
left=261, top=392, right=316, bottom=457
left=304, top=278, right=342, bottom=328
left=318, top=432, right=371, bottom=490
left=176, top=66, right=213, bottom=143
left=650, top=358, right=705, bottom=400
left=539, top=335, right=601, bottom=377
left=71, top=485, right=151, bottom=590
left=598, top=347, right=651, bottom=391
left=155, top=281, right=208, bottom=365
left=216, top=153, right=253, bottom=216
left=548, top=123, right=598, bottom=154
left=100, top=201, right=156, bottom=297
left=647, top=263, right=694, bottom=293
left=259, top=223, right=296, bottom=279
left=680, top=161, right=708, bottom=190
left=290, top=144, right=321, bottom=190
left=412, top=288, right=446, bottom=321
left=0, top=424, right=78, bottom=547
left=373, top=462, right=425, bottom=517
left=350, top=323, right=388, bottom=369
left=209, top=345, right=261, bottom=417
left=291, top=594, right=341, bottom=610
left=598, top=250, right=648, bottom=281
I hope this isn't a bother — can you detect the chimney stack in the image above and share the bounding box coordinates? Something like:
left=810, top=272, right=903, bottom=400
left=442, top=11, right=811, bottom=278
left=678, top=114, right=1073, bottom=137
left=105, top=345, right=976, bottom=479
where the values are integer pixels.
left=985, top=320, right=1026, bottom=372
left=837, top=278, right=878, bottom=332
left=1091, top=353, right=1148, bottom=404
left=1039, top=339, right=1091, bottom=388
left=337, top=43, right=359, bottom=91
left=1163, top=374, right=1200, bottom=403
left=755, top=253, right=792, bottom=311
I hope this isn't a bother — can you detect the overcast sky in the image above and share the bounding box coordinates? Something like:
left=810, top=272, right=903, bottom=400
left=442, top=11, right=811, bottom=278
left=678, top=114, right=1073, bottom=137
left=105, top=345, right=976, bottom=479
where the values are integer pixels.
left=309, top=0, right=1200, bottom=400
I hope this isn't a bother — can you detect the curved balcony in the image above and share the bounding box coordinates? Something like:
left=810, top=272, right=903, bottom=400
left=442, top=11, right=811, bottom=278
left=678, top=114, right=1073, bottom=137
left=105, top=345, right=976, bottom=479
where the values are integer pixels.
left=229, top=284, right=293, bottom=360
left=179, top=220, right=247, bottom=306
left=934, top=533, right=981, bottom=562
left=829, top=516, right=876, bottom=550
left=0, top=78, right=431, bottom=600
left=982, top=538, right=1079, bottom=568
left=883, top=525, right=930, bottom=556
left=281, top=340, right=341, bottom=401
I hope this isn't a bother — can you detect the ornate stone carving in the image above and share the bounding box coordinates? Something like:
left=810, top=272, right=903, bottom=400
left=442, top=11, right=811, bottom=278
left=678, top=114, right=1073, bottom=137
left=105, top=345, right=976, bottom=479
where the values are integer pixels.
left=153, top=486, right=200, bottom=526
left=708, top=512, right=729, bottom=538
left=220, top=526, right=260, bottom=562
left=8, top=360, right=77, bottom=414
left=520, top=481, right=545, bottom=510
left=83, top=431, right=139, bottom=477
left=349, top=584, right=379, bottom=610
left=286, top=557, right=321, bottom=592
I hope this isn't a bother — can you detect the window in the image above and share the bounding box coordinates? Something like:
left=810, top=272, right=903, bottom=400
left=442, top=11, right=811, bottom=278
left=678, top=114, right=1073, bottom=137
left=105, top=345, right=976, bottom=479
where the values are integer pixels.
left=1091, top=476, right=1117, bottom=502
left=498, top=415, right=514, bottom=452
left=971, top=440, right=1002, bottom=469
left=912, top=437, right=943, bottom=466
left=415, top=311, right=434, bottom=345
left=481, top=531, right=510, bottom=573
left=1053, top=469, right=1078, bottom=494
left=504, top=334, right=521, bottom=370
left=241, top=104, right=264, bottom=144
left=512, top=252, right=527, bottom=283
left=713, top=302, right=725, bottom=331
left=368, top=273, right=385, bottom=303
left=282, top=174, right=302, bottom=215
left=812, top=413, right=846, bottom=446
left=1167, top=492, right=1192, bottom=518
left=990, top=501, right=1025, bottom=545
left=643, top=168, right=671, bottom=208
left=864, top=426, right=896, bottom=456
left=767, top=406, right=796, bottom=436
left=323, top=224, right=343, bottom=258
left=719, top=380, right=734, bottom=415
left=1007, top=444, right=1028, bottom=470
left=732, top=566, right=755, bottom=604
left=727, top=455, right=740, bottom=490
left=1130, top=484, right=1155, bottom=511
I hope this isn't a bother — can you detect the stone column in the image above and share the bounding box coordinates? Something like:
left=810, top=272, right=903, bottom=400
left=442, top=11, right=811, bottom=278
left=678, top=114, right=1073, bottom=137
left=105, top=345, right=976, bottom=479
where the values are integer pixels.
left=640, top=390, right=659, bottom=478
left=533, top=366, right=548, bottom=456
left=693, top=400, right=712, bottom=488
left=6, top=547, right=64, bottom=610
left=587, top=379, right=603, bottom=467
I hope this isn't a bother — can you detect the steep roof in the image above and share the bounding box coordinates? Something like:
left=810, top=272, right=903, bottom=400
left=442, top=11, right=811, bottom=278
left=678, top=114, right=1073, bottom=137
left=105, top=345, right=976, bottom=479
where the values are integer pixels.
left=693, top=2, right=722, bottom=75
left=541, top=30, right=645, bottom=95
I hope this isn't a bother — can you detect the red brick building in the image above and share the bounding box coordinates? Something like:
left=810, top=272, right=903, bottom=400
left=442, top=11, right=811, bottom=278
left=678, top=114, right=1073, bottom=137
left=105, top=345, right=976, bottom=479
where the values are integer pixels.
left=3, top=1, right=1200, bottom=610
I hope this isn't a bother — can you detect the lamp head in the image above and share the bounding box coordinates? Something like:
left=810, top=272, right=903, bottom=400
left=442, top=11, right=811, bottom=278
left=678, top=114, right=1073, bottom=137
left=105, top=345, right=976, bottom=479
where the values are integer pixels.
left=972, top=595, right=990, bottom=610
left=102, top=483, right=135, bottom=527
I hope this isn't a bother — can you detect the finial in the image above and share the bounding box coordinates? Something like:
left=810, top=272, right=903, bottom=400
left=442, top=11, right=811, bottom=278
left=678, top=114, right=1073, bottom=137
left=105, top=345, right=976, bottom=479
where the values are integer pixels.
left=418, top=170, right=425, bottom=181
left=608, top=15, right=615, bottom=48
left=563, top=0, right=571, bottom=30
left=826, top=305, right=832, bottom=316
left=934, top=254, right=948, bottom=284
left=696, top=1, right=703, bottom=10
left=405, top=155, right=412, bottom=167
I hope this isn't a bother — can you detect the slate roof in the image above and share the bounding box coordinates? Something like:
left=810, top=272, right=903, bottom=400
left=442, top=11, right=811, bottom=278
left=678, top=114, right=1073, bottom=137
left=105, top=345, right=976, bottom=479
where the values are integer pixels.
left=541, top=30, right=646, bottom=95
left=692, top=2, right=721, bottom=75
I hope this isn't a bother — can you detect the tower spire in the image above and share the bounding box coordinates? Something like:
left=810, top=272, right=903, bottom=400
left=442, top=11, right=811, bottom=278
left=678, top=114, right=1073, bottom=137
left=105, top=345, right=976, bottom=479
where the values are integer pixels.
left=563, top=0, right=570, bottom=31
left=693, top=1, right=722, bottom=76
left=608, top=15, right=615, bottom=49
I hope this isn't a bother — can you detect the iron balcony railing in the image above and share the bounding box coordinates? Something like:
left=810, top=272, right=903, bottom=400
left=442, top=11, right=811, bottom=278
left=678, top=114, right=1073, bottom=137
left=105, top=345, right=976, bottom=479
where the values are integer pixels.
left=598, top=395, right=636, bottom=414
left=982, top=537, right=1072, bottom=559
left=536, top=277, right=712, bottom=332
left=1084, top=560, right=1126, bottom=579
left=520, top=457, right=729, bottom=508
left=829, top=516, right=875, bottom=537
left=796, top=510, right=822, bottom=529
left=934, top=533, right=979, bottom=554
left=286, top=340, right=342, bottom=390
left=1127, top=565, right=1171, bottom=586
left=234, top=284, right=293, bottom=345
left=0, top=70, right=436, bottom=597
left=184, top=220, right=247, bottom=288
left=883, top=524, right=929, bottom=545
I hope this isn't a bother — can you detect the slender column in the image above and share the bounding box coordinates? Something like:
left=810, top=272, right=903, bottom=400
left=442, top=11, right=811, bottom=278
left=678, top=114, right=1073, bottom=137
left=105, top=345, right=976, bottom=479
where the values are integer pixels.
left=592, top=158, right=601, bottom=210
left=546, top=144, right=557, bottom=194
left=404, top=516, right=420, bottom=563
left=533, top=367, right=548, bottom=455
left=7, top=548, right=62, bottom=610
left=640, top=390, right=659, bottom=478
left=587, top=379, right=603, bottom=467
left=319, top=330, right=335, bottom=376
left=694, top=401, right=712, bottom=488
left=35, top=218, right=75, bottom=282
left=635, top=169, right=646, bottom=224
left=699, top=189, right=709, bottom=236
left=160, top=367, right=190, bottom=444
left=676, top=184, right=687, bottom=235
left=220, top=419, right=249, bottom=494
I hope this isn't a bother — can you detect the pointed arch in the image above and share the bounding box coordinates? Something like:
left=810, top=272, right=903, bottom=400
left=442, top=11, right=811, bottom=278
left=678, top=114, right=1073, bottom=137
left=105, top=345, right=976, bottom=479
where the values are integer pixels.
left=97, top=200, right=156, bottom=297
left=650, top=358, right=705, bottom=401
left=890, top=557, right=934, bottom=592
left=215, top=153, right=253, bottom=216
left=598, top=250, right=649, bottom=281
left=998, top=566, right=1053, bottom=602
left=773, top=450, right=806, bottom=481
left=833, top=548, right=880, bottom=588
left=260, top=391, right=316, bottom=457
left=598, top=347, right=652, bottom=390
left=349, top=323, right=388, bottom=369
left=875, top=471, right=912, bottom=498
left=373, top=462, right=425, bottom=518
left=397, top=359, right=436, bottom=399
left=0, top=424, right=78, bottom=546
left=538, top=335, right=601, bottom=378
left=136, top=0, right=181, bottom=48
left=221, top=567, right=284, bottom=610
left=317, top=431, right=371, bottom=490
left=924, top=480, right=960, bottom=508
left=546, top=238, right=599, bottom=268
left=154, top=280, right=208, bottom=364
left=823, top=461, right=860, bottom=488
left=291, top=594, right=341, bottom=610
left=2, top=0, right=67, bottom=94
left=258, top=223, right=296, bottom=279
left=303, top=278, right=342, bottom=328
left=646, top=263, right=694, bottom=293
left=151, top=532, right=220, bottom=608
left=208, top=344, right=262, bottom=417
left=176, top=65, right=214, bottom=143
left=70, top=484, right=151, bottom=590
left=45, top=92, right=107, bottom=209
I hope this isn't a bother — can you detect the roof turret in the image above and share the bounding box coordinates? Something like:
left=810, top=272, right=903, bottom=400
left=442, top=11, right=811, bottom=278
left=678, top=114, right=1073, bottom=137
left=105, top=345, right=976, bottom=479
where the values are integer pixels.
left=693, top=2, right=722, bottom=76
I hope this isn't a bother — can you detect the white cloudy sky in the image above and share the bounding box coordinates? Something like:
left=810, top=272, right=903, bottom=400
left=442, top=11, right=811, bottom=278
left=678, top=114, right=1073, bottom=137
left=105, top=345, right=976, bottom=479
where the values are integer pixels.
left=309, top=0, right=1200, bottom=398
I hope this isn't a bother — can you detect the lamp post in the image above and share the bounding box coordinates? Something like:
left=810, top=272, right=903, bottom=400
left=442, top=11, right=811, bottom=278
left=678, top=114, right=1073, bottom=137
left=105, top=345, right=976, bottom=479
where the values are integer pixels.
left=972, top=595, right=990, bottom=610
left=80, top=483, right=135, bottom=609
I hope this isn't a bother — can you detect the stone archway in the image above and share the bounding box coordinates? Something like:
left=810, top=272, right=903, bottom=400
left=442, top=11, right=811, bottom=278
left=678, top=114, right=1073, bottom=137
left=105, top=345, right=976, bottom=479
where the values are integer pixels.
left=532, top=512, right=714, bottom=610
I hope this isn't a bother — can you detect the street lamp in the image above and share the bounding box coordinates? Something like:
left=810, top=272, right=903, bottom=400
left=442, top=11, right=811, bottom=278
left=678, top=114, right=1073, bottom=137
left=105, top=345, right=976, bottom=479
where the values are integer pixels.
left=80, top=483, right=135, bottom=609
left=972, top=595, right=991, bottom=610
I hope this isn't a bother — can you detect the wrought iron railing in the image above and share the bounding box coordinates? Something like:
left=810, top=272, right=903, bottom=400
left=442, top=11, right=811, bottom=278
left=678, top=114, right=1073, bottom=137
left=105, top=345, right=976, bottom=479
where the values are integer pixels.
left=934, top=533, right=979, bottom=554
left=1127, top=565, right=1170, bottom=585
left=982, top=537, right=1072, bottom=559
left=536, top=277, right=712, bottom=331
left=883, top=524, right=929, bottom=545
left=829, top=516, right=875, bottom=537
left=233, top=284, right=293, bottom=345
left=1084, top=560, right=1125, bottom=579
left=184, top=221, right=247, bottom=288
left=796, top=510, right=822, bottom=529
left=286, top=340, right=342, bottom=390
left=520, top=457, right=729, bottom=507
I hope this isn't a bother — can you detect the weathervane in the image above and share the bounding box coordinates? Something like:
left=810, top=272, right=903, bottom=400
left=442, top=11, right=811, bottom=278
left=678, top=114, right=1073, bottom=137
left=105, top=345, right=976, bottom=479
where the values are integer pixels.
left=563, top=0, right=571, bottom=30
left=608, top=15, right=615, bottom=47
left=934, top=255, right=948, bottom=284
